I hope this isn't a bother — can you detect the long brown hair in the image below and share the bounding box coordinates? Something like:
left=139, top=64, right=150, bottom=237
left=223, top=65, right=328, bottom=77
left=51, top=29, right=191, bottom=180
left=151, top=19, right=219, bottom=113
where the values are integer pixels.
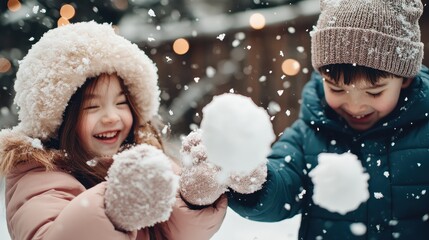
left=53, top=73, right=163, bottom=188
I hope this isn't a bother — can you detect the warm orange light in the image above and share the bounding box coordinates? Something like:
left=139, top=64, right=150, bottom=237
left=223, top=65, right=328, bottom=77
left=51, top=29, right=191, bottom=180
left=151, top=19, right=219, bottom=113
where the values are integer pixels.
left=7, top=0, right=21, bottom=12
left=281, top=59, right=301, bottom=76
left=249, top=13, right=265, bottom=30
left=57, top=17, right=70, bottom=27
left=60, top=4, right=75, bottom=20
left=0, top=58, right=12, bottom=73
left=173, top=38, right=190, bottom=55
left=112, top=0, right=128, bottom=10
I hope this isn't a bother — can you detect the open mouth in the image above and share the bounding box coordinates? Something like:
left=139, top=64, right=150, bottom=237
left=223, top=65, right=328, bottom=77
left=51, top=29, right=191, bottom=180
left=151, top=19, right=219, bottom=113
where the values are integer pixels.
left=352, top=114, right=369, bottom=119
left=348, top=112, right=373, bottom=123
left=94, top=130, right=120, bottom=141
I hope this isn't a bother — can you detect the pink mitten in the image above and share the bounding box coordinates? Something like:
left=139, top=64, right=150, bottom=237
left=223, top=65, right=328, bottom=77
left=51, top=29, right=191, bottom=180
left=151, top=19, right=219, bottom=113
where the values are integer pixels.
left=179, top=129, right=228, bottom=206
left=229, top=164, right=267, bottom=194
left=180, top=129, right=268, bottom=205
left=105, top=144, right=179, bottom=231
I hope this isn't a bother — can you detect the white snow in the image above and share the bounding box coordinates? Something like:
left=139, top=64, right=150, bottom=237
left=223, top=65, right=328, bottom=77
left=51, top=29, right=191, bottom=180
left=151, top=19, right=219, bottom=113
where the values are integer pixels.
left=309, top=152, right=370, bottom=215
left=212, top=210, right=301, bottom=240
left=200, top=93, right=275, bottom=183
left=1, top=178, right=10, bottom=240
left=1, top=176, right=300, bottom=240
left=30, top=138, right=43, bottom=149
left=350, top=222, right=366, bottom=236
left=148, top=9, right=156, bottom=17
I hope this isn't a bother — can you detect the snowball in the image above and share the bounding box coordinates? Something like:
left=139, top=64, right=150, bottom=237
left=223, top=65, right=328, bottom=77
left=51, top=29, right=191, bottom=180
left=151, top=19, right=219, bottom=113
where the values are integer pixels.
left=309, top=152, right=369, bottom=215
left=200, top=93, right=275, bottom=182
left=30, top=138, right=43, bottom=149
left=148, top=9, right=156, bottom=17
left=350, top=222, right=367, bottom=236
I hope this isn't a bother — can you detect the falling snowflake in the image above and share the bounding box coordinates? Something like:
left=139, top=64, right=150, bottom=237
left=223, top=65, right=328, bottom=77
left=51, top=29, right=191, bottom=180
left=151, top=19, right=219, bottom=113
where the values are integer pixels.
left=148, top=9, right=156, bottom=17
left=217, top=33, right=226, bottom=41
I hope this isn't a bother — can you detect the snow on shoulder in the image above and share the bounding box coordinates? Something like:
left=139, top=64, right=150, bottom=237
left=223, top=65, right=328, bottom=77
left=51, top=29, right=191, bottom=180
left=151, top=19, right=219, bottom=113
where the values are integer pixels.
left=200, top=93, right=275, bottom=182
left=309, top=152, right=370, bottom=215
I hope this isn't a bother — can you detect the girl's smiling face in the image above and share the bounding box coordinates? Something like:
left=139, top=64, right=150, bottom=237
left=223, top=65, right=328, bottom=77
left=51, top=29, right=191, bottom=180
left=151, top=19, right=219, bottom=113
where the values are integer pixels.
left=76, top=73, right=133, bottom=157
left=323, top=75, right=410, bottom=131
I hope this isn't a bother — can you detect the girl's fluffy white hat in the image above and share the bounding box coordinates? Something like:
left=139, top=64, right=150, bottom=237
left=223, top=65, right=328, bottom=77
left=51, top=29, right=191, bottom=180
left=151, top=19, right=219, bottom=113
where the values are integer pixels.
left=14, top=21, right=159, bottom=140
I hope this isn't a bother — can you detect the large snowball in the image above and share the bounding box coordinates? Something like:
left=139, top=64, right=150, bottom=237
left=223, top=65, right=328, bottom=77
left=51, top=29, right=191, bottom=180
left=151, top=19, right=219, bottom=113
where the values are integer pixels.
left=309, top=152, right=370, bottom=215
left=200, top=93, right=275, bottom=182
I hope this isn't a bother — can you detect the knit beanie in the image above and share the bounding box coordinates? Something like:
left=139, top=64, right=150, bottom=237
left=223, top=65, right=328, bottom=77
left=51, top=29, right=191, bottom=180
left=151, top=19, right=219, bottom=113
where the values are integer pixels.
left=12, top=21, right=159, bottom=141
left=311, top=0, right=424, bottom=78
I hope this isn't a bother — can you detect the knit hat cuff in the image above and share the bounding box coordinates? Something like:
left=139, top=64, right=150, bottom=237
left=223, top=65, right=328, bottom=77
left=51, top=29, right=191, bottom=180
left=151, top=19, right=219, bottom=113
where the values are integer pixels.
left=311, top=27, right=424, bottom=77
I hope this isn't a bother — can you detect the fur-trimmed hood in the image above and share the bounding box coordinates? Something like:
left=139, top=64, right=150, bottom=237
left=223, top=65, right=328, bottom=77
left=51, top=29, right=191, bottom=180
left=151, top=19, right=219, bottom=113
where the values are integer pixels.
left=0, top=129, right=63, bottom=175
left=14, top=21, right=159, bottom=141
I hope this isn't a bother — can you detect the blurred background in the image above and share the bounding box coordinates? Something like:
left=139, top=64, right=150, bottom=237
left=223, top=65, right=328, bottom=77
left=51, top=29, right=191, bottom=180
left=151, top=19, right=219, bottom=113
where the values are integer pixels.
left=0, top=0, right=428, bottom=138
left=0, top=0, right=428, bottom=239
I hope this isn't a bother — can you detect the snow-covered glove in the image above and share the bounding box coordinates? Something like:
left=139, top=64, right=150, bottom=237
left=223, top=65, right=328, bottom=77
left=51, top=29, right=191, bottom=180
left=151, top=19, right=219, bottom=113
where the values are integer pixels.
left=179, top=129, right=267, bottom=206
left=180, top=94, right=275, bottom=206
left=179, top=129, right=228, bottom=206
left=228, top=164, right=267, bottom=194
left=105, top=144, right=179, bottom=231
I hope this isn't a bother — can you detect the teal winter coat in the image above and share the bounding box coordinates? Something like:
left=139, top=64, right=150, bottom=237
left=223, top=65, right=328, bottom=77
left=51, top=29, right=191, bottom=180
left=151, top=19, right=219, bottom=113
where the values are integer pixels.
left=228, top=66, right=429, bottom=240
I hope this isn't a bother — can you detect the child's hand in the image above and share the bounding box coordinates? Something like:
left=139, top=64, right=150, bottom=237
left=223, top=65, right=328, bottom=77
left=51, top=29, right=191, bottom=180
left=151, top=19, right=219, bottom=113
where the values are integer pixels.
left=104, top=144, right=179, bottom=231
left=179, top=129, right=267, bottom=206
left=228, top=164, right=267, bottom=194
left=179, top=129, right=228, bottom=206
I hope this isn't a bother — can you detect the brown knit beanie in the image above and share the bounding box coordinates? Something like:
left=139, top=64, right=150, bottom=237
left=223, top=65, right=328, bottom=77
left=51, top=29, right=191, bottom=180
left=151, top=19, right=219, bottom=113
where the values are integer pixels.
left=311, top=0, right=424, bottom=78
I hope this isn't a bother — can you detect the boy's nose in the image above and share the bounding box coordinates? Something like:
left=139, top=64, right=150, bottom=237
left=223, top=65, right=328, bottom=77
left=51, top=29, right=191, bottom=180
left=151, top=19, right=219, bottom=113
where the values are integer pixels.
left=345, top=92, right=366, bottom=114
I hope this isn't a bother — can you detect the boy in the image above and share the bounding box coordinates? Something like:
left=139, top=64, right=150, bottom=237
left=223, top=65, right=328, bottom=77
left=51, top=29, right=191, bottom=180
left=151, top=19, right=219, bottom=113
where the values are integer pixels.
left=228, top=0, right=429, bottom=239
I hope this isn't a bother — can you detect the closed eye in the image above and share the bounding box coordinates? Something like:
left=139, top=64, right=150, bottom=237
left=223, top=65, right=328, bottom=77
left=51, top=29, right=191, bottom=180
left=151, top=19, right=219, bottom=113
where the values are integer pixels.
left=84, top=105, right=99, bottom=110
left=367, top=92, right=382, bottom=98
left=329, top=88, right=344, bottom=93
left=117, top=101, right=128, bottom=105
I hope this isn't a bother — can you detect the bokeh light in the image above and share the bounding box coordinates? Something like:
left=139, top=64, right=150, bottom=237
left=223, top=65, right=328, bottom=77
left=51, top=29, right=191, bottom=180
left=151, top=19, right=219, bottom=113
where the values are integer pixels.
left=0, top=58, right=12, bottom=73
left=281, top=59, right=301, bottom=76
left=60, top=4, right=75, bottom=20
left=249, top=13, right=266, bottom=30
left=57, top=17, right=70, bottom=27
left=7, top=0, right=21, bottom=12
left=112, top=0, right=128, bottom=10
left=173, top=38, right=190, bottom=55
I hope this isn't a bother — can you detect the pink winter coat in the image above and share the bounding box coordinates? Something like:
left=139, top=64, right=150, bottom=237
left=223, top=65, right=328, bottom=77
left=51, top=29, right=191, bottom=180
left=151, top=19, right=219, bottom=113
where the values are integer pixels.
left=2, top=134, right=227, bottom=240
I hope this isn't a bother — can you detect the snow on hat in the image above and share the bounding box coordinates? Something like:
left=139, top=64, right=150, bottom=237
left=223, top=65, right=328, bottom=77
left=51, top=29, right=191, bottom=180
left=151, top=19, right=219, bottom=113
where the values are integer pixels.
left=13, top=21, right=159, bottom=140
left=311, top=0, right=424, bottom=77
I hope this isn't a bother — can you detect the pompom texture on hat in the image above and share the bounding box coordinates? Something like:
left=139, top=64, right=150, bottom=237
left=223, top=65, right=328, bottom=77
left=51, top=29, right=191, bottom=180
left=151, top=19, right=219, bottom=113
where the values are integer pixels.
left=14, top=21, right=159, bottom=140
left=311, top=0, right=424, bottom=77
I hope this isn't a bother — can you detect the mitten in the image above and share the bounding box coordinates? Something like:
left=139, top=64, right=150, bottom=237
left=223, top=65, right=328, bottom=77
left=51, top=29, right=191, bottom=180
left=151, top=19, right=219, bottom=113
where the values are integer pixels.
left=179, top=129, right=228, bottom=206
left=105, top=144, right=179, bottom=231
left=229, top=163, right=267, bottom=194
left=180, top=94, right=275, bottom=206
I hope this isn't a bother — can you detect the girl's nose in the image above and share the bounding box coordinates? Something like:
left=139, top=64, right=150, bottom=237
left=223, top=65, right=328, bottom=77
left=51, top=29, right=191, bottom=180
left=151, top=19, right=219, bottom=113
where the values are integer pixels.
left=101, top=109, right=120, bottom=124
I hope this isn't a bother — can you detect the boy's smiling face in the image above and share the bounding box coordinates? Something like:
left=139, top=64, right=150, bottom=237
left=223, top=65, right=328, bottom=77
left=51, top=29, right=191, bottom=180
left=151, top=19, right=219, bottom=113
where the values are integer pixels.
left=322, top=75, right=411, bottom=131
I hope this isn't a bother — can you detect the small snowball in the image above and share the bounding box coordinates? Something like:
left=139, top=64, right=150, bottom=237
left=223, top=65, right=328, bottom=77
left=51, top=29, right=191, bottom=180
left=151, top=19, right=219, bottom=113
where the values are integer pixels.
left=309, top=153, right=369, bottom=215
left=350, top=222, right=366, bottom=236
left=86, top=159, right=98, bottom=167
left=148, top=9, right=156, bottom=17
left=374, top=192, right=384, bottom=199
left=217, top=33, right=226, bottom=41
left=31, top=138, right=43, bottom=149
left=200, top=93, right=275, bottom=183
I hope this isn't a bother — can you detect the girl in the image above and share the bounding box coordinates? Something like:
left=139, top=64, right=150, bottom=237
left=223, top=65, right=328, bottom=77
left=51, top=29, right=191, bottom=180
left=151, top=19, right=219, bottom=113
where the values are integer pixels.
left=0, top=21, right=226, bottom=240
